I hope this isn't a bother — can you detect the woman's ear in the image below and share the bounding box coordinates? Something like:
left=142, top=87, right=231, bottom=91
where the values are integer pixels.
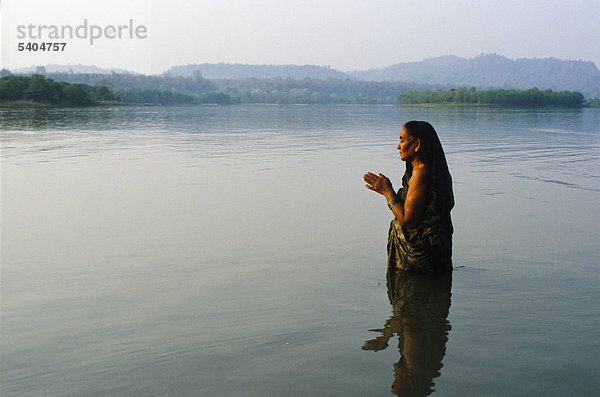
left=414, top=138, right=421, bottom=152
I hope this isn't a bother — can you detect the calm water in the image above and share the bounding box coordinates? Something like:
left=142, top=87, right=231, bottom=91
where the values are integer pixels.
left=1, top=105, right=599, bottom=396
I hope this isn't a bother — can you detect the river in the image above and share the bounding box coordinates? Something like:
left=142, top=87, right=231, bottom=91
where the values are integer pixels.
left=1, top=104, right=599, bottom=396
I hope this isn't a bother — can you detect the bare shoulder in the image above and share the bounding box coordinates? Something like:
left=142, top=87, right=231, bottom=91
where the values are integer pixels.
left=409, top=166, right=428, bottom=187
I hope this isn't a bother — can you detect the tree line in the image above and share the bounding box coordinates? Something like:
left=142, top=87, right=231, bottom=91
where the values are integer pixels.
left=33, top=69, right=439, bottom=104
left=211, top=77, right=437, bottom=104
left=1, top=72, right=591, bottom=107
left=0, top=74, right=119, bottom=106
left=0, top=73, right=237, bottom=105
left=1, top=70, right=446, bottom=105
left=398, top=87, right=585, bottom=106
left=112, top=88, right=236, bottom=105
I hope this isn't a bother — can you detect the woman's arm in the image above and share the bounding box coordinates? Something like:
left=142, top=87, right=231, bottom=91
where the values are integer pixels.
left=363, top=168, right=428, bottom=227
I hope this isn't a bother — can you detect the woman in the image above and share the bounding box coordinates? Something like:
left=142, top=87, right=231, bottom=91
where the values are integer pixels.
left=363, top=121, right=454, bottom=273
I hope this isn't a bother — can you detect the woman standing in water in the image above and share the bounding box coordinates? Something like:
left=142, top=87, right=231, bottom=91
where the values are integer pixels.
left=363, top=121, right=454, bottom=274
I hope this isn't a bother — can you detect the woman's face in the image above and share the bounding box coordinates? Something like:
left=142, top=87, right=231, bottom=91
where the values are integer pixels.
left=397, top=127, right=419, bottom=161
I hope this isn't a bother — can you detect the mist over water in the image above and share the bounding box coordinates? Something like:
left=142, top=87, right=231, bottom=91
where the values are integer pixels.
left=2, top=105, right=599, bottom=396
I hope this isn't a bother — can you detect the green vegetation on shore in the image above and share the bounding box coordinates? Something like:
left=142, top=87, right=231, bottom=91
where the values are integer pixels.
left=0, top=74, right=238, bottom=106
left=211, top=77, right=412, bottom=104
left=585, top=98, right=600, bottom=107
left=0, top=74, right=119, bottom=106
left=20, top=70, right=237, bottom=105
left=398, top=87, right=585, bottom=106
left=2, top=72, right=597, bottom=107
left=113, top=88, right=236, bottom=105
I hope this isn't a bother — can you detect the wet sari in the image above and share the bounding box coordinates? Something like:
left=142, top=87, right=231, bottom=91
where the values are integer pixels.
left=387, top=186, right=453, bottom=273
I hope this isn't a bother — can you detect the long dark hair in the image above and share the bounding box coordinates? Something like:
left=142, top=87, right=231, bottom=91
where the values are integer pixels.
left=402, top=121, right=454, bottom=214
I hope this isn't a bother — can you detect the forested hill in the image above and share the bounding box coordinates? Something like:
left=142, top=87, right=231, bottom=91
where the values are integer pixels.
left=163, top=63, right=351, bottom=80
left=14, top=54, right=600, bottom=98
left=164, top=55, right=600, bottom=98
left=348, top=54, right=600, bottom=98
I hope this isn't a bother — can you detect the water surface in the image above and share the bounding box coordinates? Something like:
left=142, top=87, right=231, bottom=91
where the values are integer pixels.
left=2, top=105, right=599, bottom=396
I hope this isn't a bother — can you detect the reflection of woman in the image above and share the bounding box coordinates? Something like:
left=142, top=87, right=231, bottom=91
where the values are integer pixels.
left=362, top=270, right=452, bottom=396
left=363, top=121, right=454, bottom=273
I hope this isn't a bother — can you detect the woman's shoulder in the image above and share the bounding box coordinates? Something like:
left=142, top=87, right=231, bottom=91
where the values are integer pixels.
left=410, top=165, right=428, bottom=185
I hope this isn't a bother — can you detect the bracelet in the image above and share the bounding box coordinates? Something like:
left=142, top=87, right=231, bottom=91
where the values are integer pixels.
left=387, top=197, right=400, bottom=209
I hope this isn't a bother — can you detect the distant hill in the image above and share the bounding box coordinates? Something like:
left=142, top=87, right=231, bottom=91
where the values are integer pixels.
left=163, top=55, right=600, bottom=98
left=12, top=64, right=138, bottom=75
left=348, top=54, right=600, bottom=98
left=10, top=54, right=600, bottom=100
left=163, top=63, right=351, bottom=80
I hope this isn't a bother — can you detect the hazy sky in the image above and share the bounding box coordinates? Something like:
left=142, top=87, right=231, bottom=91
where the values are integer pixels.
left=2, top=0, right=599, bottom=74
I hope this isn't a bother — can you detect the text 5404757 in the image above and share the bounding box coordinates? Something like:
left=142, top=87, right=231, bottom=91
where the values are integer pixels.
left=18, top=42, right=67, bottom=51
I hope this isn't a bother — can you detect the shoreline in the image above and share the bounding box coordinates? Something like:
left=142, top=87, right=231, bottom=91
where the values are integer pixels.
left=1, top=101, right=596, bottom=109
left=397, top=102, right=590, bottom=108
left=0, top=100, right=153, bottom=108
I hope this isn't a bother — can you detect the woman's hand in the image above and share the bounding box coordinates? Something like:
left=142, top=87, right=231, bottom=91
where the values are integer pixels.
left=363, top=172, right=395, bottom=198
left=364, top=170, right=427, bottom=227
